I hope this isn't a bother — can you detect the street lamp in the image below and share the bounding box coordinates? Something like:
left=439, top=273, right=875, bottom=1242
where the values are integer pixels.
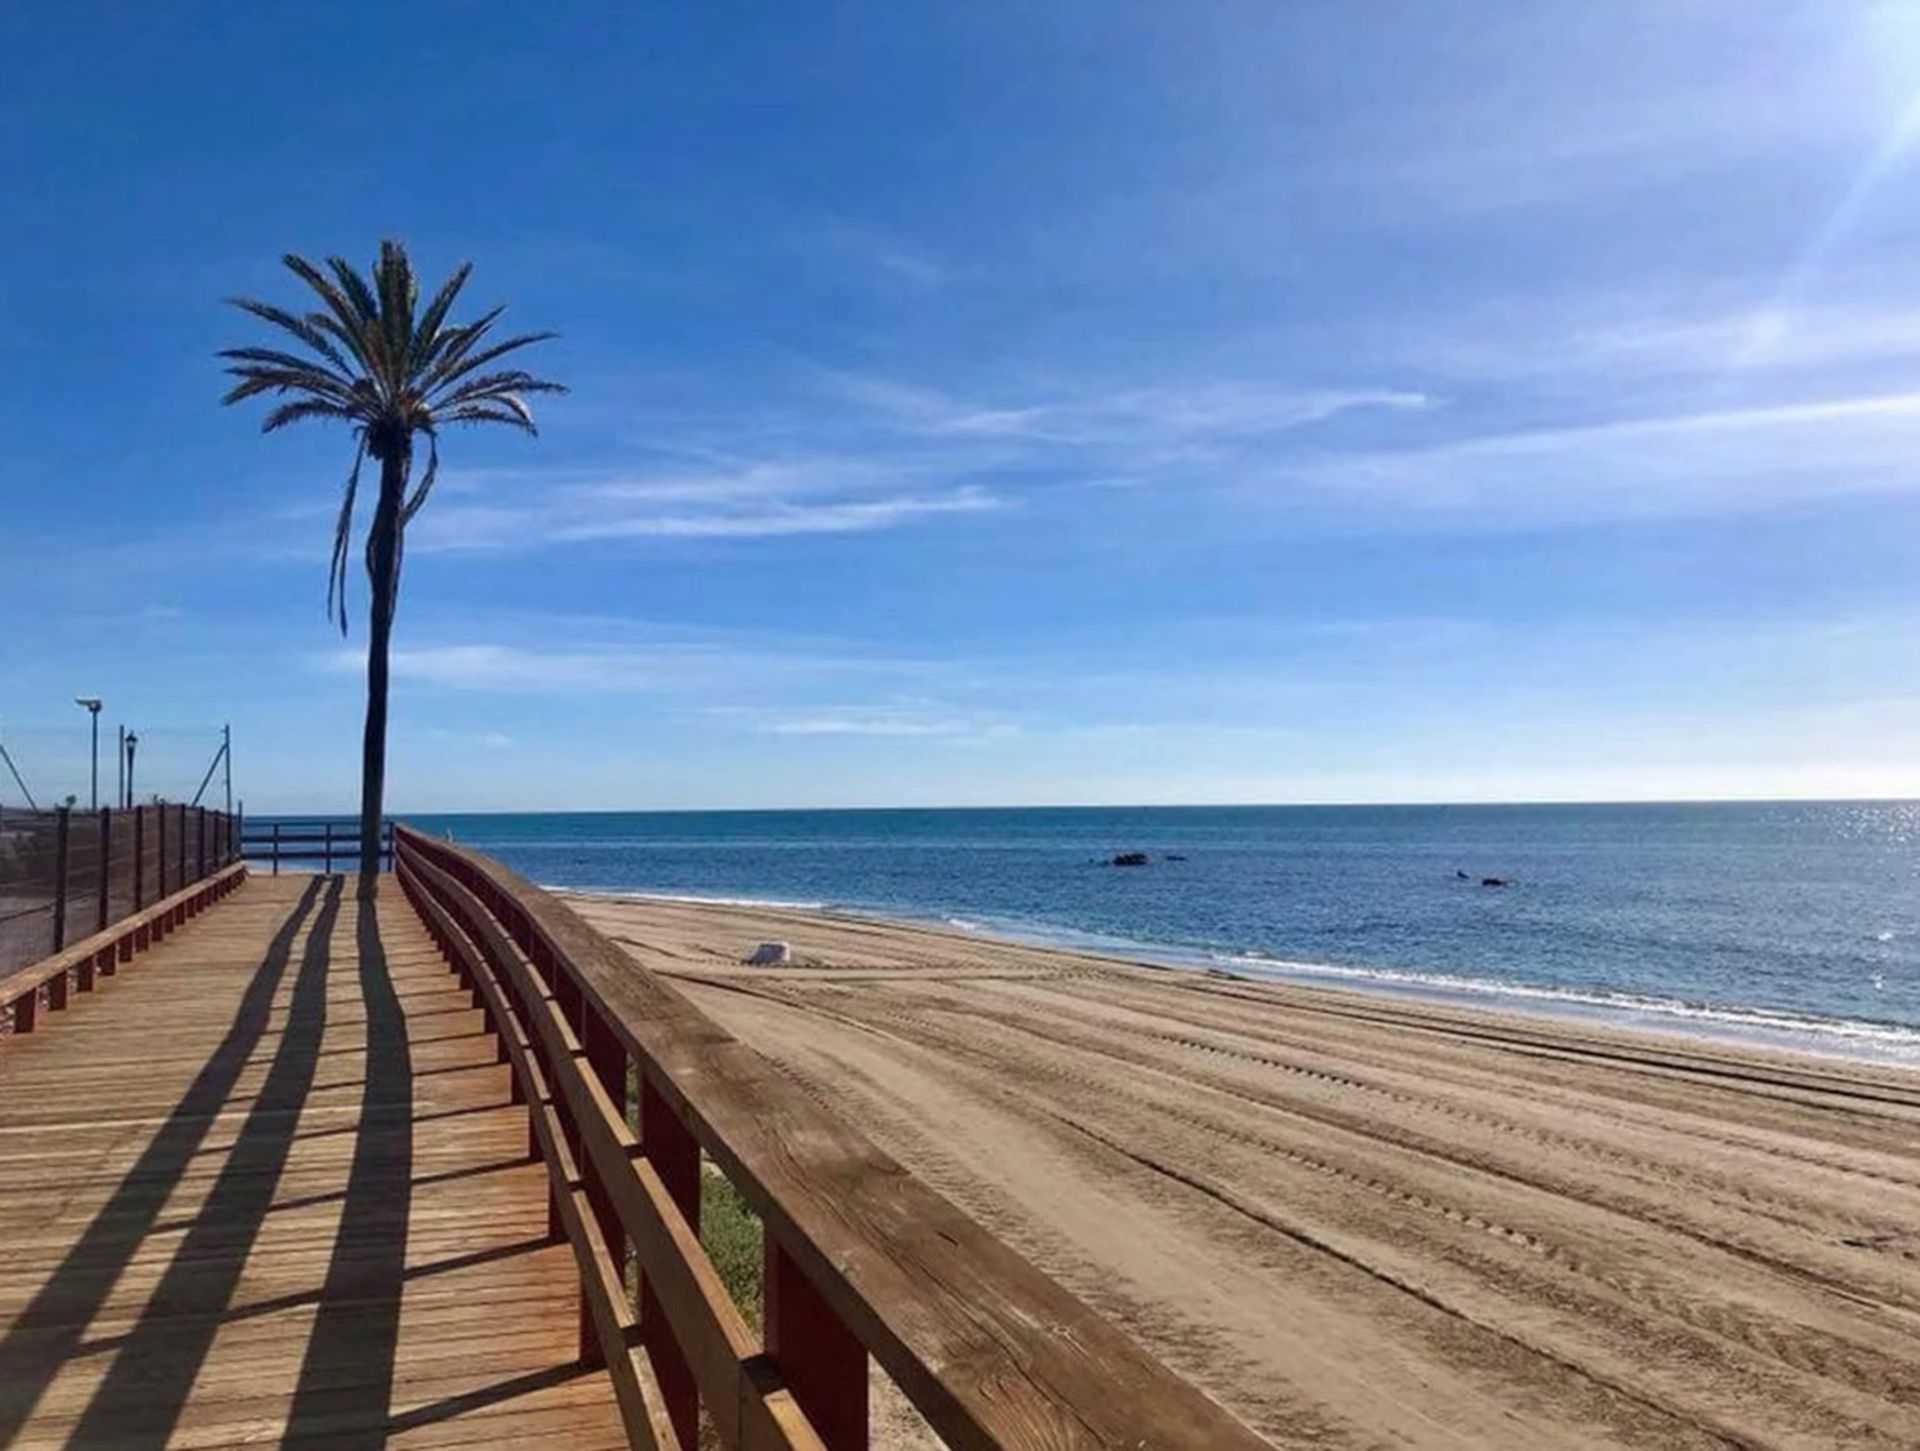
left=123, top=731, right=138, bottom=809
left=74, top=698, right=102, bottom=810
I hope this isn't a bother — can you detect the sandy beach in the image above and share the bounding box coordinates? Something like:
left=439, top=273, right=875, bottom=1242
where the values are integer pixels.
left=564, top=890, right=1920, bottom=1450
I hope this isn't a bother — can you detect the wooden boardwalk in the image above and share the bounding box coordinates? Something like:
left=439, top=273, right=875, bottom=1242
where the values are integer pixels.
left=0, top=874, right=624, bottom=1449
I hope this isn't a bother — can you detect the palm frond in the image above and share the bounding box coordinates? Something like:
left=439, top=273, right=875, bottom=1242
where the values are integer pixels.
left=323, top=256, right=394, bottom=393
left=374, top=240, right=417, bottom=378
left=328, top=433, right=368, bottom=635
left=323, top=255, right=382, bottom=328
left=298, top=309, right=375, bottom=377
left=218, top=345, right=358, bottom=388
left=413, top=307, right=506, bottom=391
left=261, top=398, right=358, bottom=432
left=422, top=333, right=561, bottom=401
left=439, top=402, right=539, bottom=432
left=225, top=299, right=359, bottom=378
left=401, top=428, right=440, bottom=523
left=283, top=256, right=384, bottom=379
left=220, top=360, right=361, bottom=408
left=411, top=261, right=472, bottom=361
left=432, top=369, right=566, bottom=411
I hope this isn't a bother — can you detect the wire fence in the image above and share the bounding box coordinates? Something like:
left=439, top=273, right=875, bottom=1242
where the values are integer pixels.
left=0, top=805, right=239, bottom=978
left=0, top=724, right=230, bottom=814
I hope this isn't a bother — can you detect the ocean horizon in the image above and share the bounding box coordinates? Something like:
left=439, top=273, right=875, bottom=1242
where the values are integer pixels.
left=259, top=801, right=1920, bottom=1066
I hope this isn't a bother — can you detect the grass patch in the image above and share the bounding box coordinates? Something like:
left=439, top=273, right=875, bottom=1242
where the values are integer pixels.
left=700, top=1162, right=764, bottom=1330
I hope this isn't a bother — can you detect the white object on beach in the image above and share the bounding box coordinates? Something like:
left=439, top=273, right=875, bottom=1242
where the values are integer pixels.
left=745, top=941, right=791, bottom=966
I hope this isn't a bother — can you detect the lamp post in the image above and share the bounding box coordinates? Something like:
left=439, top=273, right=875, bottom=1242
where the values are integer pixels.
left=124, top=731, right=138, bottom=809
left=74, top=698, right=102, bottom=810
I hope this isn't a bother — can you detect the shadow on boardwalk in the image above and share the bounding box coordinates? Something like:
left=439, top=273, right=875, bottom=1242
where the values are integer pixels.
left=0, top=877, right=332, bottom=1444
left=0, top=882, right=428, bottom=1447
left=0, top=875, right=625, bottom=1448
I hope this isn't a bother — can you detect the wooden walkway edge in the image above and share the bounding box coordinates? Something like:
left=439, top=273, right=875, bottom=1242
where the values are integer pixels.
left=0, top=873, right=625, bottom=1449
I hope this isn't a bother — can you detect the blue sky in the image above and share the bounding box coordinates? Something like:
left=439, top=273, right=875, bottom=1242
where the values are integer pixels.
left=6, top=2, right=1920, bottom=811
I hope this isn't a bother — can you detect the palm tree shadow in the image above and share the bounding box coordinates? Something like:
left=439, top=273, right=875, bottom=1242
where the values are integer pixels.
left=0, top=877, right=328, bottom=1447
left=60, top=876, right=343, bottom=1450
left=282, top=893, right=413, bottom=1446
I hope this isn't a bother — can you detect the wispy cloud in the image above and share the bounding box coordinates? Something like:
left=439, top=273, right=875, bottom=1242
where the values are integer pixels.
left=1408, top=299, right=1920, bottom=385
left=824, top=370, right=1431, bottom=446
left=412, top=458, right=1001, bottom=552
left=723, top=704, right=1017, bottom=740
left=807, top=218, right=953, bottom=290
left=316, top=626, right=941, bottom=699
left=1290, top=390, right=1920, bottom=523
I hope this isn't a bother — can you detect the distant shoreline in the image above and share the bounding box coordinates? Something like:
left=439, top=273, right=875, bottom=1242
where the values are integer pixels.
left=555, top=882, right=1920, bottom=1069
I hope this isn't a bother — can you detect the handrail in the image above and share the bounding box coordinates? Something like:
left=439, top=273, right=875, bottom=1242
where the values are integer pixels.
left=239, top=819, right=393, bottom=875
left=0, top=861, right=247, bottom=1035
left=393, top=824, right=1270, bottom=1451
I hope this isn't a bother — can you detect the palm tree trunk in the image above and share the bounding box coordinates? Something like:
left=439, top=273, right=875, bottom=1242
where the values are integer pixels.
left=357, top=447, right=407, bottom=899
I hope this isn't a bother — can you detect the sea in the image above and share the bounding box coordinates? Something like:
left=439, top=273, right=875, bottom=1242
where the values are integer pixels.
left=381, top=802, right=1920, bottom=1066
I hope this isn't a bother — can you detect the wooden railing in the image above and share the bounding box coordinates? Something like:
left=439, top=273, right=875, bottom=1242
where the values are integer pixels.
left=240, top=818, right=393, bottom=874
left=0, top=861, right=247, bottom=1035
left=393, top=825, right=1269, bottom=1451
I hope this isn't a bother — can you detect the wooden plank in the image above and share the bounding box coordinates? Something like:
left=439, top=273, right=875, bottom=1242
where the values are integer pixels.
left=0, top=873, right=626, bottom=1450
left=398, top=827, right=1273, bottom=1451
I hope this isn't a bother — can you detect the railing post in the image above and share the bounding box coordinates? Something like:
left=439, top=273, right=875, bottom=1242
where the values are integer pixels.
left=640, top=1077, right=702, bottom=1450
left=272, top=821, right=281, bottom=876
left=177, top=804, right=188, bottom=895
left=323, top=820, right=333, bottom=875
left=579, top=1001, right=630, bottom=1368
left=132, top=805, right=145, bottom=911
left=537, top=938, right=573, bottom=1239
left=96, top=807, right=111, bottom=932
left=196, top=806, right=207, bottom=883
left=155, top=805, right=168, bottom=919
left=766, top=1240, right=871, bottom=1450
left=51, top=806, right=70, bottom=954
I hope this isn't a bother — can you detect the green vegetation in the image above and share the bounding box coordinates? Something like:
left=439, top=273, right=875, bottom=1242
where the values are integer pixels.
left=700, top=1164, right=765, bottom=1329
left=219, top=242, right=563, bottom=898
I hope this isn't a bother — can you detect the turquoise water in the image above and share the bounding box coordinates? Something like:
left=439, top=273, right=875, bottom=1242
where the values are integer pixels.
left=374, top=803, right=1920, bottom=1063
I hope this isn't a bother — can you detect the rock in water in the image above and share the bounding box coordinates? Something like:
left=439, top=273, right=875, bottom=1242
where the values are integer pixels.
left=744, top=941, right=791, bottom=965
left=1110, top=852, right=1150, bottom=867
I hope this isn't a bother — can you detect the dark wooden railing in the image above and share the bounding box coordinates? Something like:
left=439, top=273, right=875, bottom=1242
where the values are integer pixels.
left=0, top=861, right=247, bottom=1036
left=240, top=818, right=393, bottom=874
left=393, top=825, right=1269, bottom=1451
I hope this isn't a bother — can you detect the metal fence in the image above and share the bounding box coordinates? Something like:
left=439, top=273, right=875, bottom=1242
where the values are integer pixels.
left=0, top=805, right=238, bottom=976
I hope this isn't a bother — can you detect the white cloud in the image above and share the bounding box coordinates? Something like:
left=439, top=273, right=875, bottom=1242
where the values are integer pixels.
left=1290, top=389, right=1920, bottom=523
left=411, top=457, right=1001, bottom=552
left=317, top=627, right=941, bottom=699
left=1412, top=301, right=1920, bottom=384
left=748, top=706, right=1015, bottom=740
left=543, top=487, right=999, bottom=542
left=825, top=369, right=1431, bottom=446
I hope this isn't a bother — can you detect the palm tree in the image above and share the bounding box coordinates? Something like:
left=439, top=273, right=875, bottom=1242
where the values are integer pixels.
left=221, top=241, right=563, bottom=897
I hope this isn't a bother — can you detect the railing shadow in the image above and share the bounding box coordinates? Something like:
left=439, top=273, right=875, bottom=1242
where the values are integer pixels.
left=282, top=895, right=414, bottom=1446
left=61, top=876, right=344, bottom=1449
left=0, top=876, right=327, bottom=1445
